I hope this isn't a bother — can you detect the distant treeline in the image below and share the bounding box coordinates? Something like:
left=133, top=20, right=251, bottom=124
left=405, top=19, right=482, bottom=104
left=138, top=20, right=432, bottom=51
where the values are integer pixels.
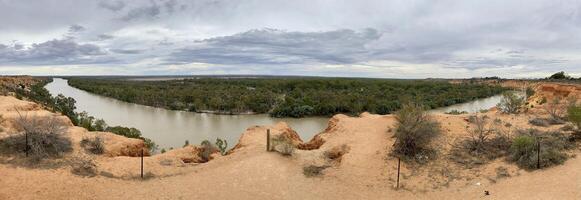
left=68, top=77, right=507, bottom=118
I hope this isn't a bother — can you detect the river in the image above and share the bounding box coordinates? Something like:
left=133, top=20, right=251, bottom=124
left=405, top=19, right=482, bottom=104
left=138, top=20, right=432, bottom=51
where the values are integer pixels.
left=45, top=78, right=512, bottom=150
left=45, top=78, right=329, bottom=150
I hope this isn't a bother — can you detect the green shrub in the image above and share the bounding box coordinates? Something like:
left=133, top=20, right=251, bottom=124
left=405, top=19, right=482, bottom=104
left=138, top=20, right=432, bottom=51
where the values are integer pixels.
left=198, top=140, right=218, bottom=162
left=445, top=110, right=468, bottom=115
left=497, top=92, right=524, bottom=114
left=215, top=138, right=228, bottom=155
left=568, top=105, right=581, bottom=130
left=392, top=102, right=440, bottom=160
left=525, top=87, right=535, bottom=99
left=106, top=126, right=157, bottom=153
left=509, top=132, right=573, bottom=170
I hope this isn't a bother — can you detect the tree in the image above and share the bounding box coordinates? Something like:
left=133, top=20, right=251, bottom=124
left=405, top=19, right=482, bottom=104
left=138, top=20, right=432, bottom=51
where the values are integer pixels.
left=497, top=92, right=524, bottom=114
left=548, top=71, right=571, bottom=80
left=54, top=94, right=79, bottom=125
left=93, top=119, right=107, bottom=131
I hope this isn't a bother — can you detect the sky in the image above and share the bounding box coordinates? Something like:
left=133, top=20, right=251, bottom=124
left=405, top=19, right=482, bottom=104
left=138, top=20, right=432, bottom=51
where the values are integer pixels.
left=0, top=0, right=580, bottom=78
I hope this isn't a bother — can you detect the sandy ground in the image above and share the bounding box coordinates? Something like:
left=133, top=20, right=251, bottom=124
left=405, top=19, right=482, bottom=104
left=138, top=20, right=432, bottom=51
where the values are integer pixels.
left=0, top=81, right=580, bottom=200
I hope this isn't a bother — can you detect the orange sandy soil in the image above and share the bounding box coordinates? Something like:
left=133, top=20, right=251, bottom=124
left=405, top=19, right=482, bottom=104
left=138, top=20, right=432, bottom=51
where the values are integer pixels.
left=0, top=81, right=580, bottom=200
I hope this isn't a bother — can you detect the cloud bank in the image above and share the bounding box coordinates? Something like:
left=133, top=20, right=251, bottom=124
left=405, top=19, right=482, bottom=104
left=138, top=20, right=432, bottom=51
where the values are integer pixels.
left=0, top=0, right=580, bottom=78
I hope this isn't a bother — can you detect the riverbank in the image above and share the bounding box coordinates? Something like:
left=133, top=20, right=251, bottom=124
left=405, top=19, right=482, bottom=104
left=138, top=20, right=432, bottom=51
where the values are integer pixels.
left=0, top=80, right=580, bottom=199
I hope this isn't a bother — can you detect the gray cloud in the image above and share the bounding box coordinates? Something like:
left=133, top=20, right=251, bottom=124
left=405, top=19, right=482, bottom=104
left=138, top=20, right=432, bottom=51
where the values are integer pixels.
left=0, top=38, right=114, bottom=65
left=98, top=0, right=126, bottom=12
left=120, top=3, right=162, bottom=21
left=68, top=24, right=86, bottom=33
left=111, top=49, right=143, bottom=54
left=1, top=0, right=581, bottom=77
left=166, top=28, right=382, bottom=65
left=97, top=34, right=115, bottom=40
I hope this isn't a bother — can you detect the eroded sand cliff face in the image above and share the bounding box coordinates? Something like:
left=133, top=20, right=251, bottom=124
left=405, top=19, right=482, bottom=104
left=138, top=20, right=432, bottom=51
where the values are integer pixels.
left=0, top=81, right=580, bottom=199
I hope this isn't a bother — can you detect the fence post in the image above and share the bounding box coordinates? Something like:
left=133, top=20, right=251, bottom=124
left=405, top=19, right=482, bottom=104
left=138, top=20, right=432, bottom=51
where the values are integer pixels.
left=537, top=140, right=541, bottom=169
left=141, top=148, right=144, bottom=179
left=25, top=131, right=28, bottom=157
left=397, top=157, right=401, bottom=189
left=266, top=129, right=271, bottom=152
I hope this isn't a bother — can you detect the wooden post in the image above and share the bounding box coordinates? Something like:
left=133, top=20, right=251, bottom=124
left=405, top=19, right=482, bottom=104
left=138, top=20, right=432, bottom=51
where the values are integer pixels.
left=25, top=131, right=28, bottom=157
left=141, top=148, right=144, bottom=179
left=397, top=157, right=401, bottom=189
left=266, top=129, right=271, bottom=152
left=537, top=140, right=541, bottom=169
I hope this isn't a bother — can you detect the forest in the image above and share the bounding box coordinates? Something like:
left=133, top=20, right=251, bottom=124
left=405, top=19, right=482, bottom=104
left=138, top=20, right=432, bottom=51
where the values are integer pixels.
left=67, top=77, right=507, bottom=118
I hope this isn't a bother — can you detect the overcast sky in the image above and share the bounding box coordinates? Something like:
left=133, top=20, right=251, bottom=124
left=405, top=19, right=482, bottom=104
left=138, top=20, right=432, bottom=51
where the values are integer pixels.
left=0, top=0, right=580, bottom=78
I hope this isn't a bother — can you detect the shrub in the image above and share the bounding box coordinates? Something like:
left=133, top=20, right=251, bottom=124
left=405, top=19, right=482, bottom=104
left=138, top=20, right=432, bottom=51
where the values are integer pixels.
left=451, top=116, right=512, bottom=166
left=466, top=115, right=495, bottom=152
left=509, top=132, right=573, bottom=170
left=568, top=105, right=581, bottom=130
left=324, top=144, right=350, bottom=161
left=445, top=110, right=468, bottom=115
left=392, top=102, right=440, bottom=160
left=270, top=134, right=295, bottom=156
left=303, top=165, right=329, bottom=177
left=529, top=118, right=550, bottom=127
left=497, top=92, right=524, bottom=114
left=544, top=97, right=567, bottom=121
left=70, top=155, right=97, bottom=177
left=183, top=140, right=190, bottom=147
left=215, top=138, right=228, bottom=155
left=525, top=87, right=535, bottom=99
left=0, top=115, right=72, bottom=162
left=80, top=136, right=105, bottom=155
left=198, top=140, right=218, bottom=162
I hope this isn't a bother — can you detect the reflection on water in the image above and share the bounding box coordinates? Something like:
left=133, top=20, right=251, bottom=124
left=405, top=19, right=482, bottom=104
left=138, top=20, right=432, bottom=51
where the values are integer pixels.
left=45, top=78, right=329, bottom=150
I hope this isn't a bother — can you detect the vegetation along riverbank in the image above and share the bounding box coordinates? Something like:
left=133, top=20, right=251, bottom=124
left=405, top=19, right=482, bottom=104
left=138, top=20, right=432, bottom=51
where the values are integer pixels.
left=67, top=77, right=507, bottom=118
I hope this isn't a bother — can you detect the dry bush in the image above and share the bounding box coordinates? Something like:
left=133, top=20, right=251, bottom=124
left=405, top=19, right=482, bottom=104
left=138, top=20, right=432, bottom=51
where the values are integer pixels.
left=324, top=144, right=350, bottom=162
left=270, top=134, right=295, bottom=156
left=529, top=118, right=550, bottom=127
left=80, top=136, right=105, bottom=155
left=303, top=165, right=329, bottom=177
left=392, top=102, right=440, bottom=162
left=70, top=155, right=97, bottom=177
left=0, top=114, right=71, bottom=162
left=544, top=97, right=567, bottom=121
left=450, top=117, right=512, bottom=167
